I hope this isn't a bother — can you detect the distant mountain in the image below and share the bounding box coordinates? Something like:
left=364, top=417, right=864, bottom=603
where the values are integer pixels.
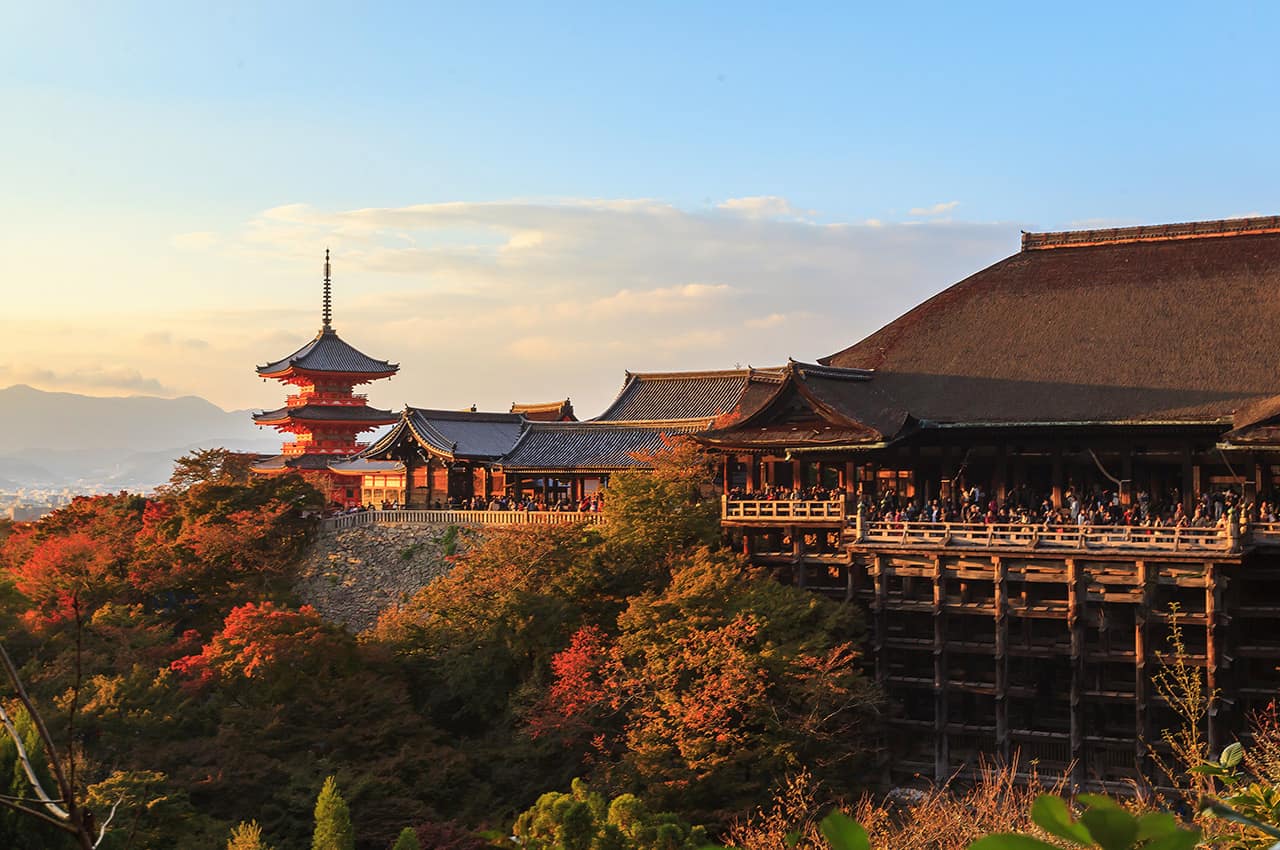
left=0, top=385, right=281, bottom=492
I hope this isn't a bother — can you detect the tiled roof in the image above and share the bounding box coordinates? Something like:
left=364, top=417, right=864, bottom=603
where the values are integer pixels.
left=510, top=399, right=577, bottom=421
left=329, top=458, right=405, bottom=475
left=258, top=329, right=398, bottom=377
left=253, top=404, right=397, bottom=425
left=499, top=421, right=705, bottom=471
left=697, top=360, right=906, bottom=450
left=595, top=368, right=783, bottom=422
left=363, top=408, right=527, bottom=461
left=823, top=221, right=1280, bottom=425
left=249, top=453, right=340, bottom=472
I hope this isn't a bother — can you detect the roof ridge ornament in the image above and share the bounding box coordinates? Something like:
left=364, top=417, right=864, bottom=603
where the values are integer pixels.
left=322, top=248, right=333, bottom=331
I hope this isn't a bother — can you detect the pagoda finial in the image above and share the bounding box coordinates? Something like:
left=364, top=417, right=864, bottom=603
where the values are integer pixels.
left=322, top=248, right=332, bottom=331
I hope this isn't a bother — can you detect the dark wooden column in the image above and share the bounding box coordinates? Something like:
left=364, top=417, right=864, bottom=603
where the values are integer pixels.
left=1067, top=557, right=1085, bottom=789
left=1052, top=444, right=1064, bottom=509
left=872, top=555, right=887, bottom=692
left=993, top=555, right=1010, bottom=761
left=1206, top=560, right=1222, bottom=754
left=933, top=554, right=949, bottom=782
left=1135, top=559, right=1153, bottom=779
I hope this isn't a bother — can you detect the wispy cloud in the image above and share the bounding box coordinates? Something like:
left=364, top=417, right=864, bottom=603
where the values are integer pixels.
left=909, top=201, right=960, bottom=217
left=0, top=364, right=175, bottom=396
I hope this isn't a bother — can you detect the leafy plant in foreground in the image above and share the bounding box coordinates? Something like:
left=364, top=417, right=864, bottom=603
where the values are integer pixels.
left=967, top=794, right=1199, bottom=850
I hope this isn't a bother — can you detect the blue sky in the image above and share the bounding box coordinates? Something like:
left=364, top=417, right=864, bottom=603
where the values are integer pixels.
left=2, top=2, right=1278, bottom=415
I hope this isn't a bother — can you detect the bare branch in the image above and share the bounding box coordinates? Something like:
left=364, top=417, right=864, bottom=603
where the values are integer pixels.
left=0, top=701, right=70, bottom=819
left=93, top=796, right=124, bottom=848
left=0, top=794, right=78, bottom=832
left=0, top=641, right=77, bottom=809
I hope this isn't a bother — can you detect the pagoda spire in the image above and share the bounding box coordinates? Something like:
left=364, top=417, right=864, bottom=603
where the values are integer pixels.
left=322, top=248, right=333, bottom=331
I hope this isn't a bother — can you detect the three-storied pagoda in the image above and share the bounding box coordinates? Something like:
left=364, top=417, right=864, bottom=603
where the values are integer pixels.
left=251, top=252, right=399, bottom=506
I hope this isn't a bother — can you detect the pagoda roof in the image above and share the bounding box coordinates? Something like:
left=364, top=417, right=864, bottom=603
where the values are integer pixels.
left=499, top=420, right=704, bottom=472
left=510, top=399, right=577, bottom=421
left=363, top=407, right=527, bottom=462
left=249, top=453, right=341, bottom=473
left=328, top=458, right=405, bottom=475
left=822, top=216, right=1280, bottom=427
left=257, top=328, right=399, bottom=379
left=252, top=403, right=398, bottom=426
left=594, top=367, right=783, bottom=422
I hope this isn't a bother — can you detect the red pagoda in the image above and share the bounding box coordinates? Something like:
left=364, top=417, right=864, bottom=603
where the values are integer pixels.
left=251, top=251, right=399, bottom=506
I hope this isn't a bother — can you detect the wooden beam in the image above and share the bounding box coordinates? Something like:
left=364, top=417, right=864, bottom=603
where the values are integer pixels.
left=1135, top=559, right=1152, bottom=781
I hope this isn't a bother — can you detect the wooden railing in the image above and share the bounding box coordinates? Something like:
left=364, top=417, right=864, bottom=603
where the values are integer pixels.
left=320, top=509, right=604, bottom=532
left=721, top=498, right=846, bottom=522
left=1249, top=521, right=1280, bottom=546
left=854, top=520, right=1238, bottom=552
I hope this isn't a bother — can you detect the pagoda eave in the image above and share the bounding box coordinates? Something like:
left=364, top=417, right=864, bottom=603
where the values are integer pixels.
left=255, top=366, right=399, bottom=384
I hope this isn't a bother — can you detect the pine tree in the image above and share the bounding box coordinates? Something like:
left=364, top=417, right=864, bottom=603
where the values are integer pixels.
left=227, top=820, right=273, bottom=850
left=311, top=775, right=355, bottom=850
left=390, top=827, right=422, bottom=850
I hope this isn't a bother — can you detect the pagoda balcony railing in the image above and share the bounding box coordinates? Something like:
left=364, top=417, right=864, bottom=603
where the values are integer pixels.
left=854, top=520, right=1238, bottom=553
left=286, top=392, right=369, bottom=407
left=721, top=497, right=846, bottom=523
left=282, top=441, right=370, bottom=455
left=319, top=509, right=604, bottom=532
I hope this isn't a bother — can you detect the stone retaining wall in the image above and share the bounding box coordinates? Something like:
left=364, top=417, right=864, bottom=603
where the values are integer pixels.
left=296, top=523, right=468, bottom=631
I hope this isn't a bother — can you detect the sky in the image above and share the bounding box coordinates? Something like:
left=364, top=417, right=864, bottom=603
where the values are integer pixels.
left=2, top=1, right=1279, bottom=418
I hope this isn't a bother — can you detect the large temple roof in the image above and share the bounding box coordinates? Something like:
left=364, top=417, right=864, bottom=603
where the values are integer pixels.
left=595, top=367, right=782, bottom=422
left=257, top=328, right=399, bottom=378
left=822, top=217, right=1280, bottom=426
left=499, top=421, right=704, bottom=472
left=252, top=403, right=397, bottom=426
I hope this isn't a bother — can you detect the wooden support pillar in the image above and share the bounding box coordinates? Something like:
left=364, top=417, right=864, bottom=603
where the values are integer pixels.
left=845, top=460, right=856, bottom=496
left=1206, top=561, right=1222, bottom=754
left=993, top=555, right=1010, bottom=761
left=1193, top=463, right=1203, bottom=502
left=404, top=453, right=417, bottom=508
left=748, top=456, right=760, bottom=493
left=1052, top=444, right=1064, bottom=510
left=1067, top=557, right=1085, bottom=790
left=1135, top=560, right=1153, bottom=778
left=996, top=445, right=1009, bottom=504
left=741, top=529, right=752, bottom=558
left=1179, top=445, right=1193, bottom=507
left=845, top=559, right=856, bottom=603
left=792, top=527, right=806, bottom=587
left=1121, top=446, right=1133, bottom=507
left=792, top=459, right=803, bottom=490
left=1248, top=456, right=1262, bottom=503
left=933, top=555, right=948, bottom=782
left=872, top=555, right=887, bottom=690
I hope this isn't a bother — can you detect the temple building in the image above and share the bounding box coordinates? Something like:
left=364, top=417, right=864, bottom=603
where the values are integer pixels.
left=352, top=368, right=782, bottom=506
left=251, top=252, right=399, bottom=506
left=700, top=215, right=1280, bottom=790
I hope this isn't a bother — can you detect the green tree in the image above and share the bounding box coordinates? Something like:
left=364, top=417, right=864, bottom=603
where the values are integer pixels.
left=390, top=826, right=422, bottom=850
left=0, top=703, right=75, bottom=849
left=512, top=779, right=706, bottom=850
left=227, top=820, right=273, bottom=850
left=601, top=437, right=720, bottom=559
left=312, top=776, right=355, bottom=850
left=167, top=448, right=260, bottom=491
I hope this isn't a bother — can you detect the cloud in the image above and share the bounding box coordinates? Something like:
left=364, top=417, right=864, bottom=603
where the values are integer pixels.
left=0, top=364, right=175, bottom=396
left=171, top=231, right=219, bottom=250
left=909, top=201, right=960, bottom=217
left=717, top=196, right=807, bottom=220
left=30, top=196, right=1015, bottom=415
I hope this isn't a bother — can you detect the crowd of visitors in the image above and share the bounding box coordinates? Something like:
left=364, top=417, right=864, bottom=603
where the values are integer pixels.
left=727, top=480, right=1278, bottom=530
left=327, top=493, right=604, bottom=515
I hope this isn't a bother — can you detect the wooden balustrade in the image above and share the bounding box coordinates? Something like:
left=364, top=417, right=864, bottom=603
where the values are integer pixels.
left=855, top=520, right=1237, bottom=552
left=721, top=497, right=846, bottom=522
left=319, top=509, right=604, bottom=532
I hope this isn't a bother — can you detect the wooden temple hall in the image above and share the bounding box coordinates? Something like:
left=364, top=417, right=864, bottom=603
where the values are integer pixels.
left=701, top=216, right=1280, bottom=789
